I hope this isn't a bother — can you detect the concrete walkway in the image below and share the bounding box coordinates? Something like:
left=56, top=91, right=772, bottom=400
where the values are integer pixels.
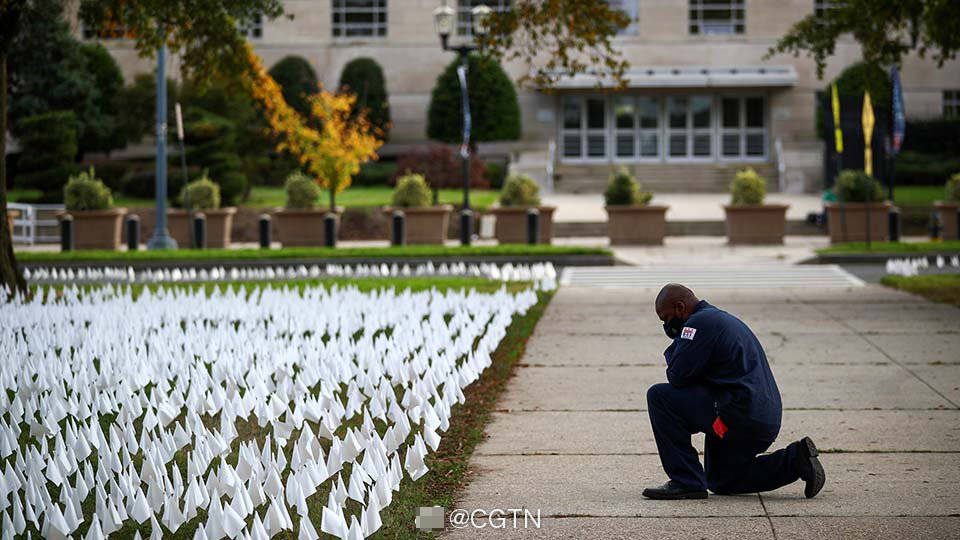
left=444, top=283, right=960, bottom=539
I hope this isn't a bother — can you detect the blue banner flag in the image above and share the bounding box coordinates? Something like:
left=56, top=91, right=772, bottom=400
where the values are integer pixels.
left=891, top=66, right=906, bottom=154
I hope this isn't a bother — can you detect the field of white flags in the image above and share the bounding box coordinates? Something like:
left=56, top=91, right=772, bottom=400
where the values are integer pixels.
left=0, top=280, right=547, bottom=538
left=22, top=262, right=558, bottom=287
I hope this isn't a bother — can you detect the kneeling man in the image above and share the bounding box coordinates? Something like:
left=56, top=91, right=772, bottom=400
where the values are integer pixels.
left=643, top=283, right=826, bottom=500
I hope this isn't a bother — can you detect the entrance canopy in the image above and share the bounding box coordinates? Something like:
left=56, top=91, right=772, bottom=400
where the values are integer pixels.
left=550, top=65, right=798, bottom=90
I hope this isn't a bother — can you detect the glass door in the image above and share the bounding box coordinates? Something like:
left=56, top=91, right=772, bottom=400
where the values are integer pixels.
left=613, top=97, right=636, bottom=160
left=667, top=97, right=689, bottom=158
left=667, top=95, right=713, bottom=160
left=585, top=98, right=607, bottom=160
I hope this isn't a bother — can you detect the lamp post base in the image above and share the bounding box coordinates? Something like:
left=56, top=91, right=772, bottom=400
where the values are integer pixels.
left=147, top=231, right=178, bottom=250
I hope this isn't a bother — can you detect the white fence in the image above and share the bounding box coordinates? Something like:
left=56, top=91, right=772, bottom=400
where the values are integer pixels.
left=9, top=202, right=63, bottom=244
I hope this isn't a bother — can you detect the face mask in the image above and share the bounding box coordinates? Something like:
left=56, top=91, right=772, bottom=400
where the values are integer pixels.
left=663, top=317, right=683, bottom=339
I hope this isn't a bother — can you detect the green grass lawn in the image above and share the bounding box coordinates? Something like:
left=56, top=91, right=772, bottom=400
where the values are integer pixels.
left=880, top=274, right=960, bottom=307
left=247, top=186, right=500, bottom=210
left=17, top=244, right=610, bottom=263
left=10, top=186, right=500, bottom=211
left=894, top=185, right=948, bottom=207
left=817, top=240, right=960, bottom=255
left=19, top=277, right=554, bottom=538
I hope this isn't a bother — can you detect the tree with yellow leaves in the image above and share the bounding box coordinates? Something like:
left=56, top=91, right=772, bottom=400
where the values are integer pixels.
left=244, top=42, right=382, bottom=211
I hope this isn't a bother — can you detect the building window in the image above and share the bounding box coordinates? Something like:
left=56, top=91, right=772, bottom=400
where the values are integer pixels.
left=238, top=14, right=263, bottom=39
left=458, top=0, right=510, bottom=36
left=720, top=96, right=767, bottom=159
left=333, top=0, right=388, bottom=38
left=689, top=0, right=745, bottom=35
left=606, top=0, right=638, bottom=35
left=814, top=0, right=837, bottom=18
left=945, top=90, right=960, bottom=117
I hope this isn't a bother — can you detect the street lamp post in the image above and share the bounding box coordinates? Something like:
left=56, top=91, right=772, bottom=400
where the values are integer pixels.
left=433, top=3, right=492, bottom=246
left=147, top=42, right=177, bottom=250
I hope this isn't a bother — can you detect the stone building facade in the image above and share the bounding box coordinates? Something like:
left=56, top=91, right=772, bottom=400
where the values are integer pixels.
left=75, top=1, right=960, bottom=193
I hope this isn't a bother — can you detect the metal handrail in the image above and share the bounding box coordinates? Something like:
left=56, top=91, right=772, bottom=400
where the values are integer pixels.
left=774, top=137, right=786, bottom=192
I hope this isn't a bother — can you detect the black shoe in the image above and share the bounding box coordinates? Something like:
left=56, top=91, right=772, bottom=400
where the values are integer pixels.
left=796, top=436, right=826, bottom=499
left=642, top=480, right=708, bottom=500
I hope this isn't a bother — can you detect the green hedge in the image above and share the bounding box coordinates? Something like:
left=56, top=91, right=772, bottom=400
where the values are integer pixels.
left=427, top=54, right=521, bottom=143
left=351, top=160, right=396, bottom=186
left=122, top=166, right=198, bottom=200
left=902, top=118, right=960, bottom=155
left=15, top=111, right=79, bottom=202
left=817, top=62, right=892, bottom=140
left=894, top=151, right=960, bottom=186
left=339, top=57, right=391, bottom=140
left=268, top=56, right=319, bottom=119
left=485, top=162, right=507, bottom=189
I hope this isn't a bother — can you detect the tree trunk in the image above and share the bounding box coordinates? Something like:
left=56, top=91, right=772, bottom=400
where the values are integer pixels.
left=0, top=52, right=27, bottom=296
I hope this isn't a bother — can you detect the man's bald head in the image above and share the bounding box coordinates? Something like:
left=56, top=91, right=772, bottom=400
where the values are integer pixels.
left=655, top=283, right=700, bottom=323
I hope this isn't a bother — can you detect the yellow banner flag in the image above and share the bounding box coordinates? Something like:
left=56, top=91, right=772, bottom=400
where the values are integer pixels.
left=862, top=91, right=875, bottom=176
left=832, top=83, right=843, bottom=154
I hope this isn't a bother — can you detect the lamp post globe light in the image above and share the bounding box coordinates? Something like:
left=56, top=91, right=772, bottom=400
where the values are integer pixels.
left=433, top=2, right=491, bottom=246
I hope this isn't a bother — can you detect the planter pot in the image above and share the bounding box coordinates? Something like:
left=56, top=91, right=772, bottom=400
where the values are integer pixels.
left=67, top=208, right=127, bottom=250
left=383, top=205, right=452, bottom=245
left=168, top=207, right=237, bottom=248
left=723, top=204, right=789, bottom=245
left=274, top=208, right=342, bottom=247
left=934, top=201, right=960, bottom=241
left=489, top=206, right=555, bottom=244
left=825, top=202, right=892, bottom=243
left=604, top=205, right=669, bottom=245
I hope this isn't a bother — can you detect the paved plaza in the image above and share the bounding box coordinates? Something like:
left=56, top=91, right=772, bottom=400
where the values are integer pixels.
left=444, top=279, right=960, bottom=539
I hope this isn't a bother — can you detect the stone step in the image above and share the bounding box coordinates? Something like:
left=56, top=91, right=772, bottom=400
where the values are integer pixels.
left=553, top=220, right=825, bottom=238
left=554, top=163, right=778, bottom=193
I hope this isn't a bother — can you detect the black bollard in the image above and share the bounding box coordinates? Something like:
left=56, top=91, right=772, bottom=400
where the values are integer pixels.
left=460, top=209, right=473, bottom=246
left=956, top=208, right=960, bottom=241
left=324, top=213, right=337, bottom=248
left=526, top=208, right=541, bottom=245
left=392, top=210, right=405, bottom=246
left=929, top=211, right=942, bottom=241
left=258, top=214, right=271, bottom=249
left=193, top=213, right=207, bottom=249
left=60, top=214, right=74, bottom=252
left=126, top=215, right=140, bottom=251
left=888, top=207, right=901, bottom=243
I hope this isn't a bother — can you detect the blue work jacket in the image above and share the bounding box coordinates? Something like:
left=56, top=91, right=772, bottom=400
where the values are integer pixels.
left=663, top=300, right=783, bottom=432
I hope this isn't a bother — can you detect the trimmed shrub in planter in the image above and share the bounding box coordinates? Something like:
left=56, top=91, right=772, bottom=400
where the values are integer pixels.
left=826, top=170, right=891, bottom=243
left=384, top=173, right=451, bottom=244
left=169, top=174, right=236, bottom=248
left=603, top=168, right=667, bottom=245
left=274, top=172, right=339, bottom=246
left=489, top=174, right=554, bottom=244
left=723, top=168, right=789, bottom=245
left=934, top=173, right=960, bottom=241
left=62, top=167, right=126, bottom=250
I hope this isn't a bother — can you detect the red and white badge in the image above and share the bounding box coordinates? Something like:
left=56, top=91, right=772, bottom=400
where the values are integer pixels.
left=681, top=327, right=697, bottom=340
